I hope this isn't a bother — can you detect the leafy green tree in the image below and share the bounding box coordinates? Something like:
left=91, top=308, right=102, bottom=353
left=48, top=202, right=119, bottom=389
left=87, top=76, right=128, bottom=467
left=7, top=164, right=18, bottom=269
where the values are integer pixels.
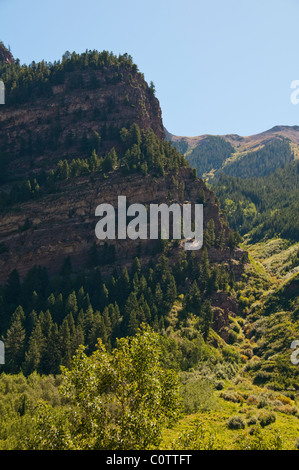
left=32, top=325, right=182, bottom=450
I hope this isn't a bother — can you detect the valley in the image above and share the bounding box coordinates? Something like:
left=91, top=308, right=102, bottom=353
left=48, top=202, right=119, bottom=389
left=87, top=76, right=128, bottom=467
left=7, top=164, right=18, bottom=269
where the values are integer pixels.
left=0, top=43, right=298, bottom=450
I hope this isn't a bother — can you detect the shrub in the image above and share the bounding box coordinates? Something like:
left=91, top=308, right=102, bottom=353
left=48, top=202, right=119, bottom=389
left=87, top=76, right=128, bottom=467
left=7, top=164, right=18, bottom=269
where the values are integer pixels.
left=273, top=404, right=298, bottom=415
left=253, top=370, right=274, bottom=385
left=235, top=427, right=283, bottom=450
left=227, top=415, right=246, bottom=430
left=247, top=415, right=258, bottom=426
left=172, top=419, right=218, bottom=450
left=220, top=390, right=245, bottom=403
left=214, top=380, right=224, bottom=390
left=258, top=411, right=276, bottom=428
left=181, top=378, right=216, bottom=414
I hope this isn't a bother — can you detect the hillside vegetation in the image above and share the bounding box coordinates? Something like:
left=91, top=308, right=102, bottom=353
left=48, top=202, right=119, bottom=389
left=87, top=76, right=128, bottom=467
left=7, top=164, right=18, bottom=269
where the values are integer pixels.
left=0, top=48, right=298, bottom=450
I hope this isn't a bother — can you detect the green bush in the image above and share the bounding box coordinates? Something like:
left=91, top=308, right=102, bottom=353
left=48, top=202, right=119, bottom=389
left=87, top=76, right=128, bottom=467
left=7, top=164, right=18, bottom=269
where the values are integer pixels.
left=181, top=378, right=216, bottom=414
left=247, top=415, right=258, bottom=426
left=227, top=415, right=246, bottom=430
left=258, top=411, right=276, bottom=428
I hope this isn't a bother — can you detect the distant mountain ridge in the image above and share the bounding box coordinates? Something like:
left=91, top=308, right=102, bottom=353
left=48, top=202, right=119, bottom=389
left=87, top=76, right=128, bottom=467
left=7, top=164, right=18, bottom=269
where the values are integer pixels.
left=166, top=125, right=299, bottom=152
left=166, top=125, right=299, bottom=179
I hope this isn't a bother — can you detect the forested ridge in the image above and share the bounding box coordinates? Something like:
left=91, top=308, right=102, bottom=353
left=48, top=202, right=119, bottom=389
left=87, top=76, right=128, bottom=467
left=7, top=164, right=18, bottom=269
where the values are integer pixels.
left=214, top=159, right=299, bottom=242
left=219, top=138, right=294, bottom=179
left=0, top=48, right=142, bottom=105
left=185, top=136, right=235, bottom=177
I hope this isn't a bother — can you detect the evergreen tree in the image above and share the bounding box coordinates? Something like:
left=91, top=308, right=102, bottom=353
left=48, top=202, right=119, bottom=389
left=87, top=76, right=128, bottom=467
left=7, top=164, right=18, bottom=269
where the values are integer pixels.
left=59, top=319, right=72, bottom=369
left=45, top=323, right=61, bottom=374
left=23, top=320, right=45, bottom=374
left=165, top=274, right=177, bottom=310
left=199, top=247, right=210, bottom=291
left=4, top=306, right=26, bottom=372
left=128, top=310, right=139, bottom=336
left=65, top=291, right=78, bottom=316
left=201, top=300, right=213, bottom=340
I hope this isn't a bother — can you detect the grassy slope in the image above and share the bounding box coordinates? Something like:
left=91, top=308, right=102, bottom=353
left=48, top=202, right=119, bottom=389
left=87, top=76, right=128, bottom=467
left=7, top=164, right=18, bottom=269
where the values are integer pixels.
left=161, top=240, right=299, bottom=450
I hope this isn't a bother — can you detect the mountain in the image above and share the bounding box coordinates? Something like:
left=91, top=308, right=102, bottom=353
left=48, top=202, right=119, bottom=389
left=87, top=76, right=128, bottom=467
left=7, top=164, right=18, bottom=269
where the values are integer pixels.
left=167, top=125, right=299, bottom=152
left=0, top=49, right=245, bottom=285
left=166, top=125, right=299, bottom=180
left=167, top=125, right=299, bottom=250
left=0, top=48, right=247, bottom=369
left=0, top=50, right=164, bottom=184
left=0, top=48, right=298, bottom=451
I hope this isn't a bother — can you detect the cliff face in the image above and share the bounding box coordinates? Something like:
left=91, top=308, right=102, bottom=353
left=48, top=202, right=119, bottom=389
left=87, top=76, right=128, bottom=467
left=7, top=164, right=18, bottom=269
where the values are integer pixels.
left=0, top=51, right=248, bottom=336
left=0, top=43, right=14, bottom=64
left=0, top=58, right=165, bottom=180
left=0, top=165, right=247, bottom=285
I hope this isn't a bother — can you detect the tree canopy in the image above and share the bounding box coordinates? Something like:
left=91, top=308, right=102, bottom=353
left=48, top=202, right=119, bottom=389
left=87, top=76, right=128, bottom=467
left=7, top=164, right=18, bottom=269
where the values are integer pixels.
left=32, top=325, right=182, bottom=450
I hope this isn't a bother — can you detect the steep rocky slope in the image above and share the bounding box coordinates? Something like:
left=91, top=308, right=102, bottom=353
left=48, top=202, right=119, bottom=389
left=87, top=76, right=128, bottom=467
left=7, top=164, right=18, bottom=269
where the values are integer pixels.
left=0, top=49, right=247, bottom=283
left=0, top=164, right=247, bottom=283
left=0, top=49, right=249, bottom=355
left=0, top=50, right=164, bottom=182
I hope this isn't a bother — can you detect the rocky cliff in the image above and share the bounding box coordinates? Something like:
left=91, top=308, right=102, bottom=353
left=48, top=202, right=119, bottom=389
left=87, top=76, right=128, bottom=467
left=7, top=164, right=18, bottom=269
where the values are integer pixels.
left=0, top=165, right=248, bottom=285
left=0, top=50, right=164, bottom=182
left=0, top=49, right=248, bottom=338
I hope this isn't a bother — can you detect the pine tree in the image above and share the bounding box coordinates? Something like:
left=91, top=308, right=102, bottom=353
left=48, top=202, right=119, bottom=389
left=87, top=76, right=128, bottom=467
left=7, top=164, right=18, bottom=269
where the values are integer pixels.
left=88, top=310, right=104, bottom=350
left=60, top=319, right=72, bottom=369
left=185, top=280, right=201, bottom=314
left=4, top=306, right=26, bottom=372
left=165, top=274, right=177, bottom=310
left=45, top=323, right=61, bottom=374
left=199, top=247, right=210, bottom=291
left=103, top=307, right=112, bottom=339
left=23, top=321, right=45, bottom=374
left=118, top=267, right=130, bottom=305
left=205, top=219, right=215, bottom=248
left=65, top=291, right=78, bottom=316
left=84, top=304, right=94, bottom=342
left=154, top=283, right=163, bottom=305
left=72, top=325, right=85, bottom=356
left=128, top=310, right=139, bottom=336
left=201, top=300, right=213, bottom=340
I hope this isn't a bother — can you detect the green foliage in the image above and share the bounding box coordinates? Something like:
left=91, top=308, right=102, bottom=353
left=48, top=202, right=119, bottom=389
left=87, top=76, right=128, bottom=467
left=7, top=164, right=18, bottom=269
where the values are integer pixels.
left=221, top=138, right=294, bottom=179
left=121, top=124, right=186, bottom=176
left=0, top=123, right=187, bottom=210
left=180, top=377, right=216, bottom=414
left=0, top=372, right=62, bottom=450
left=233, top=426, right=283, bottom=450
left=32, top=325, right=182, bottom=450
left=0, top=49, right=138, bottom=106
left=227, top=415, right=246, bottom=430
left=186, top=136, right=234, bottom=178
left=0, top=227, right=236, bottom=376
left=172, top=419, right=217, bottom=450
left=214, top=160, right=299, bottom=242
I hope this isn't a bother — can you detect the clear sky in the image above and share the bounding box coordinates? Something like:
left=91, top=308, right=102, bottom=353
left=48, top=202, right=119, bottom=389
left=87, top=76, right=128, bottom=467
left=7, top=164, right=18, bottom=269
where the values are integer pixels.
left=2, top=0, right=299, bottom=137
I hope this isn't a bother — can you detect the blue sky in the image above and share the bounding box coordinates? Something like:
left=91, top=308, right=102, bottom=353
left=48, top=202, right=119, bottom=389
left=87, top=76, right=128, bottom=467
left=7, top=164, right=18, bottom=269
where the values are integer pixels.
left=2, top=0, right=299, bottom=137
